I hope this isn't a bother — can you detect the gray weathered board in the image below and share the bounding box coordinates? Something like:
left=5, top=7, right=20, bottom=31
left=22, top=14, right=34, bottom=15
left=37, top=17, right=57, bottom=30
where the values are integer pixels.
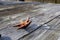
left=0, top=3, right=60, bottom=40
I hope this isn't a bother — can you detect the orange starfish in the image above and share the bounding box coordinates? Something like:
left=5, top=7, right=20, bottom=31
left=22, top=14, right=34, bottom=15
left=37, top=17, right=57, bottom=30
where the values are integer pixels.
left=14, top=17, right=32, bottom=30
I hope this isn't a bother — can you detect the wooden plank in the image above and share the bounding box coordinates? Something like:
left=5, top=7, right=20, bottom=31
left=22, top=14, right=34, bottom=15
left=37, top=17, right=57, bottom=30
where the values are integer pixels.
left=18, top=4, right=60, bottom=40
left=33, top=16, right=60, bottom=40
left=0, top=3, right=60, bottom=40
left=19, top=13, right=60, bottom=40
left=0, top=4, right=34, bottom=17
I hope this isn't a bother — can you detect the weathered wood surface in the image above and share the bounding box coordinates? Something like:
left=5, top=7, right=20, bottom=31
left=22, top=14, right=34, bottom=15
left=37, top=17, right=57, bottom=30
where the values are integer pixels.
left=20, top=16, right=60, bottom=40
left=19, top=4, right=60, bottom=40
left=0, top=4, right=34, bottom=17
left=0, top=3, right=60, bottom=40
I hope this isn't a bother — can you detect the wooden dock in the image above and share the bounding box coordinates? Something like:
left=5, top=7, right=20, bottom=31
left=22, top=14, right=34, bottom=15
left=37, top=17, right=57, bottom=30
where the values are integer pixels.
left=0, top=2, right=60, bottom=40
